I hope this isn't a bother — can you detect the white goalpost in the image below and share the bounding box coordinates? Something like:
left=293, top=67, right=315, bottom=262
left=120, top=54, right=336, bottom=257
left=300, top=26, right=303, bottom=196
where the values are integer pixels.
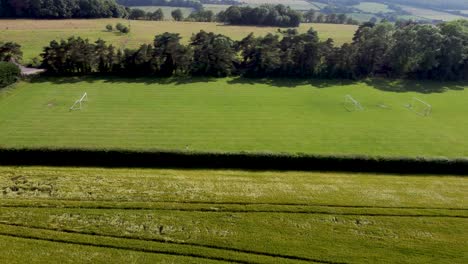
left=343, top=94, right=364, bottom=112
left=406, top=97, right=431, bottom=116
left=70, top=92, right=88, bottom=111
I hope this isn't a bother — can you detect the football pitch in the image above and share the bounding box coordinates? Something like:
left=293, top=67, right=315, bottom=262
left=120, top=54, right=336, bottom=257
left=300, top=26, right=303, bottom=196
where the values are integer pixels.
left=0, top=77, right=467, bottom=158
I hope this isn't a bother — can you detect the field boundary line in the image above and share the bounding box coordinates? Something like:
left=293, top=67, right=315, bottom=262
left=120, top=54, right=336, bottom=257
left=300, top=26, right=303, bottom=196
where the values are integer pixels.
left=1, top=204, right=466, bottom=218
left=5, top=199, right=464, bottom=211
left=0, top=147, right=468, bottom=175
left=0, top=222, right=346, bottom=264
left=0, top=198, right=468, bottom=211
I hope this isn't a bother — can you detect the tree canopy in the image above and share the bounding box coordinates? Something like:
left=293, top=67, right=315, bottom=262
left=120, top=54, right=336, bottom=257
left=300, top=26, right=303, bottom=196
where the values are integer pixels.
left=218, top=4, right=302, bottom=28
left=38, top=20, right=468, bottom=82
left=0, top=0, right=127, bottom=18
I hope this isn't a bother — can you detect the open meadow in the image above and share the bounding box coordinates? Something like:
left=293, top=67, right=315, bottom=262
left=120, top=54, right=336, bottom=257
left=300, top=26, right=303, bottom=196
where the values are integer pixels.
left=0, top=77, right=467, bottom=158
left=0, top=166, right=466, bottom=263
left=0, top=19, right=358, bottom=63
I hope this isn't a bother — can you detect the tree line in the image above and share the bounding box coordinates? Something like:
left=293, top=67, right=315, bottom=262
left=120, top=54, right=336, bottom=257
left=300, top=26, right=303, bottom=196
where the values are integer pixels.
left=117, top=0, right=203, bottom=11
left=129, top=7, right=215, bottom=22
left=0, top=0, right=127, bottom=18
left=36, top=20, right=467, bottom=81
left=218, top=5, right=302, bottom=27
left=303, top=10, right=359, bottom=25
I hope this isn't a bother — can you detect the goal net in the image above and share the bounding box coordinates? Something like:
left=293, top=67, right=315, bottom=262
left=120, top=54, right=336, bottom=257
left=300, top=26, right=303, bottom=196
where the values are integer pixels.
left=70, top=92, right=88, bottom=111
left=343, top=95, right=364, bottom=112
left=406, top=97, right=431, bottom=116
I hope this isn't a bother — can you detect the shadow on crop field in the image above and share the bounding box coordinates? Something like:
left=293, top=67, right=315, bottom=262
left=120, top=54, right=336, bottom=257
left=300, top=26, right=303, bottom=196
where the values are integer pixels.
left=366, top=78, right=467, bottom=94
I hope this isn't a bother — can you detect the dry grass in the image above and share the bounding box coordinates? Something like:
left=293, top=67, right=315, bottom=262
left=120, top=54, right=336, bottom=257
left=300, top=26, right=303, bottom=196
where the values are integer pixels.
left=398, top=5, right=466, bottom=21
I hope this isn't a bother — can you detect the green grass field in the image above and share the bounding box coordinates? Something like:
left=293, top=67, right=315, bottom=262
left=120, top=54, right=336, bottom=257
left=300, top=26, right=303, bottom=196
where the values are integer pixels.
left=0, top=19, right=358, bottom=63
left=0, top=166, right=466, bottom=263
left=0, top=77, right=467, bottom=157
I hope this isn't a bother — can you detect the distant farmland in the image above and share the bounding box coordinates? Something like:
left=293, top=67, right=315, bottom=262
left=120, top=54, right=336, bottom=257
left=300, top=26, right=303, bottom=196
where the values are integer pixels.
left=0, top=19, right=358, bottom=63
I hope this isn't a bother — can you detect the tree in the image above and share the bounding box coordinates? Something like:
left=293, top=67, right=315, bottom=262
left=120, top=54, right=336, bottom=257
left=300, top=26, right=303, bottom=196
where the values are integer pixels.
left=0, top=62, right=21, bottom=88
left=171, top=9, right=183, bottom=21
left=238, top=33, right=282, bottom=77
left=153, top=33, right=190, bottom=76
left=116, top=23, right=124, bottom=31
left=149, top=8, right=164, bottom=21
left=120, top=26, right=130, bottom=34
left=352, top=23, right=395, bottom=77
left=190, top=31, right=237, bottom=76
left=106, top=24, right=113, bottom=31
left=0, top=0, right=128, bottom=19
left=0, top=42, right=23, bottom=62
left=129, top=8, right=146, bottom=20
left=303, top=9, right=316, bottom=23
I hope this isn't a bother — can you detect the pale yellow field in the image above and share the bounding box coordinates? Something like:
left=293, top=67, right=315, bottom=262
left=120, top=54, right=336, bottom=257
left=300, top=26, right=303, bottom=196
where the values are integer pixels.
left=0, top=19, right=358, bottom=63
left=399, top=5, right=466, bottom=21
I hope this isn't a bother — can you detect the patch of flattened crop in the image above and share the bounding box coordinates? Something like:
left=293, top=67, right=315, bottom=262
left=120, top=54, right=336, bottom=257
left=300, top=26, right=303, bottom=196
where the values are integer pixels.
left=2, top=175, right=56, bottom=198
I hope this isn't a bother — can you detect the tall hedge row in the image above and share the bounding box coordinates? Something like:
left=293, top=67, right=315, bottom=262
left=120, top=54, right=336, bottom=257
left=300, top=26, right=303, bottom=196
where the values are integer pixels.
left=0, top=148, right=467, bottom=175
left=0, top=62, right=20, bottom=88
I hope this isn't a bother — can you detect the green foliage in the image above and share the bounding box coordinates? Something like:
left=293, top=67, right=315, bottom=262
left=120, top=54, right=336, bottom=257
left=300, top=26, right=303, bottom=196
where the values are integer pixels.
left=0, top=0, right=128, bottom=19
left=106, top=24, right=113, bottom=31
left=0, top=42, right=22, bottom=62
left=115, top=23, right=130, bottom=34
left=148, top=8, right=164, bottom=21
left=219, top=4, right=302, bottom=27
left=129, top=8, right=146, bottom=20
left=303, top=9, right=359, bottom=25
left=0, top=62, right=20, bottom=88
left=186, top=10, right=215, bottom=22
left=1, top=147, right=468, bottom=174
left=37, top=19, right=468, bottom=80
left=190, top=31, right=236, bottom=76
left=171, top=9, right=184, bottom=21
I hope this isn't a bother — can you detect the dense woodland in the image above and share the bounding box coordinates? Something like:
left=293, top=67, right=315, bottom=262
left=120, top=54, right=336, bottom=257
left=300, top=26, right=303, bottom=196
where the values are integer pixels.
left=303, top=10, right=359, bottom=25
left=117, top=0, right=203, bottom=10
left=27, top=20, right=466, bottom=81
left=1, top=21, right=466, bottom=81
left=218, top=5, right=302, bottom=27
left=0, top=0, right=127, bottom=18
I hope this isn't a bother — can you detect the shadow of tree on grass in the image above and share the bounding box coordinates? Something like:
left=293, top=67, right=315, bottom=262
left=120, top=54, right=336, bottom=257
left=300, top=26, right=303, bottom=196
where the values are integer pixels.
left=29, top=75, right=467, bottom=94
left=227, top=77, right=358, bottom=89
left=366, top=78, right=466, bottom=94
left=30, top=75, right=219, bottom=86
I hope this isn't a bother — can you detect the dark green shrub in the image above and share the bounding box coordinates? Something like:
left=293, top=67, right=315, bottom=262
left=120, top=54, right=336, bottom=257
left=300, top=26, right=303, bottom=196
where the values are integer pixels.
left=0, top=62, right=20, bottom=88
left=0, top=147, right=467, bottom=175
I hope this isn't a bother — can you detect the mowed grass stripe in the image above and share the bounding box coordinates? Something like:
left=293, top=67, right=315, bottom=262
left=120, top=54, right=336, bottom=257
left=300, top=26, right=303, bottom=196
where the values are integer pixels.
left=0, top=78, right=467, bottom=157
